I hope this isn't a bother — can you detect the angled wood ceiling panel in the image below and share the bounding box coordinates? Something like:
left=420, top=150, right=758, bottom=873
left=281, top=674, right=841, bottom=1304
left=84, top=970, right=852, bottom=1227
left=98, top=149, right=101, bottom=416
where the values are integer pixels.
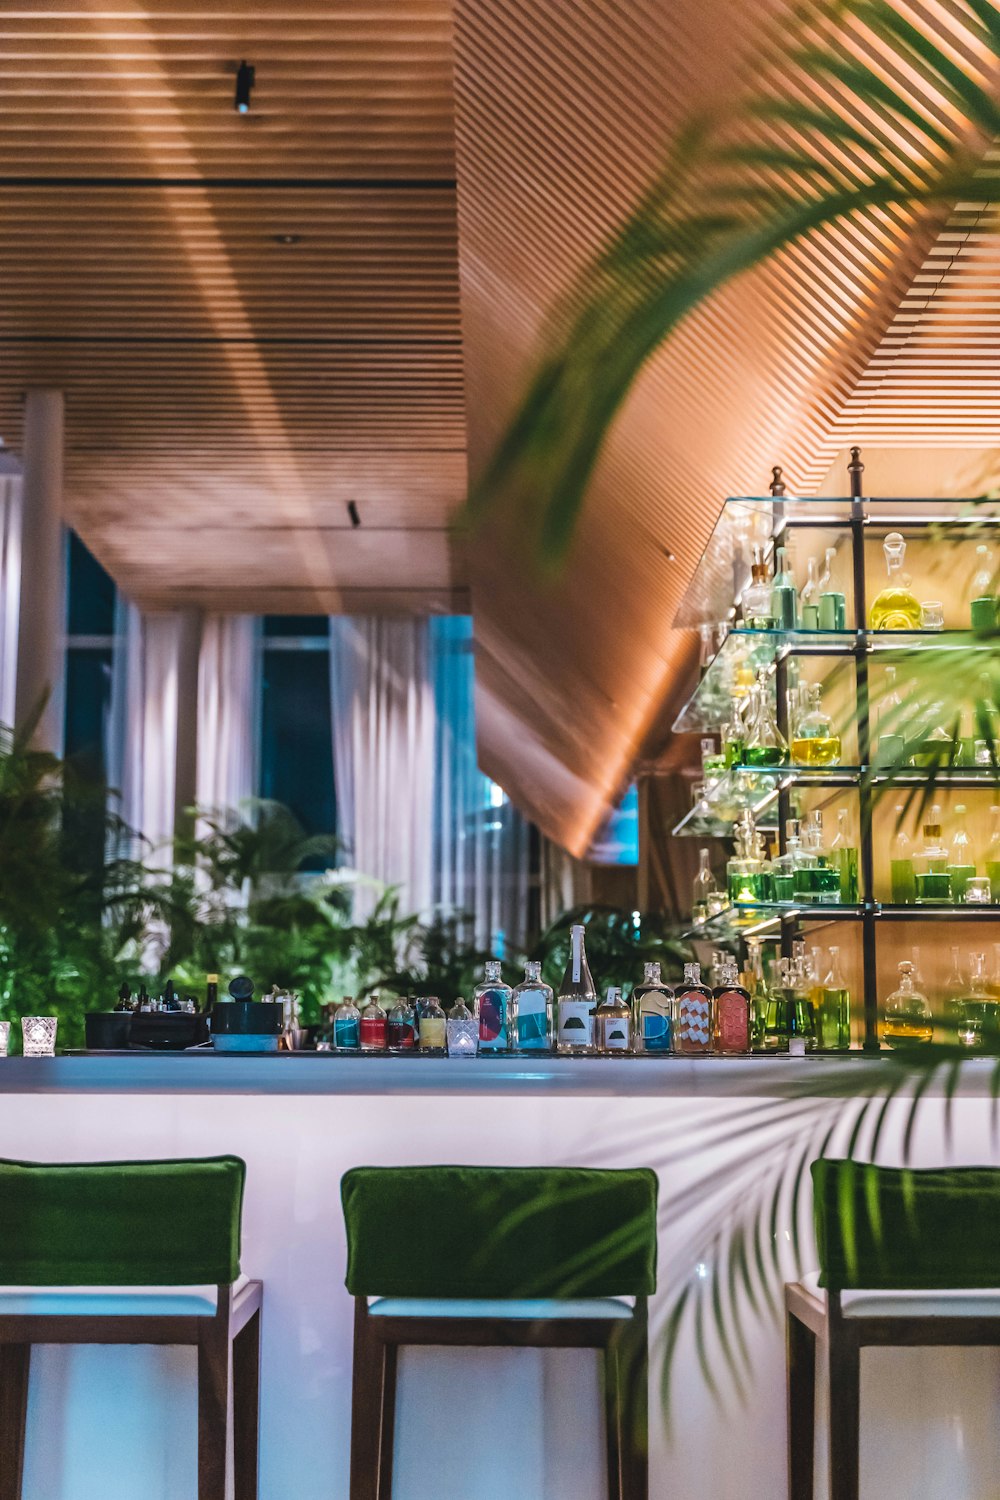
left=453, top=0, right=998, bottom=851
left=0, top=1, right=466, bottom=612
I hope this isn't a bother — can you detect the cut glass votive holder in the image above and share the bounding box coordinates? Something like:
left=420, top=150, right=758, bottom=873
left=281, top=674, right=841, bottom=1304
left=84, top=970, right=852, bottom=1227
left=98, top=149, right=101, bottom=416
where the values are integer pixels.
left=446, top=1018, right=479, bottom=1057
left=0, top=1021, right=9, bottom=1058
left=964, top=878, right=992, bottom=905
left=21, top=1016, right=58, bottom=1057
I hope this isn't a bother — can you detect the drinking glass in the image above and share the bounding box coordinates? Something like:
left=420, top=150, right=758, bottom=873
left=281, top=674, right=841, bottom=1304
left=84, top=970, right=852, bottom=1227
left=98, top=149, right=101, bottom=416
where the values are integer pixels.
left=964, top=878, right=993, bottom=906
left=21, top=1016, right=58, bottom=1056
left=920, top=601, right=944, bottom=631
left=0, top=1021, right=9, bottom=1058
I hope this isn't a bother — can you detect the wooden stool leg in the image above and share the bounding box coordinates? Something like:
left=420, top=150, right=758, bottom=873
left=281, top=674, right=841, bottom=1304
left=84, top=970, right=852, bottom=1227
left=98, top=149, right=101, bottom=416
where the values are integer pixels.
left=827, top=1306, right=860, bottom=1500
left=0, top=1344, right=31, bottom=1500
left=786, top=1309, right=816, bottom=1500
left=378, top=1343, right=398, bottom=1500
left=198, top=1324, right=231, bottom=1500
left=350, top=1299, right=394, bottom=1500
left=603, top=1333, right=623, bottom=1500
left=618, top=1303, right=649, bottom=1500
left=233, top=1309, right=261, bottom=1500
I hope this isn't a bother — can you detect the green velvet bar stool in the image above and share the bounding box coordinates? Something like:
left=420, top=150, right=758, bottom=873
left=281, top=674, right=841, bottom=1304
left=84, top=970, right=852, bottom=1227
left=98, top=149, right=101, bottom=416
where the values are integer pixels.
left=0, top=1155, right=262, bottom=1500
left=342, top=1164, right=658, bottom=1500
left=786, top=1158, right=1000, bottom=1500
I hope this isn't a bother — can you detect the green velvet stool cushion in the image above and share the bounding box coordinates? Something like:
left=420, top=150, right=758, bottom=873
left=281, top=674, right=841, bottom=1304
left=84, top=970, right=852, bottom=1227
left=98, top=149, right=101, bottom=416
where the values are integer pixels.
left=813, top=1158, right=1000, bottom=1291
left=342, top=1165, right=658, bottom=1299
left=0, top=1155, right=246, bottom=1286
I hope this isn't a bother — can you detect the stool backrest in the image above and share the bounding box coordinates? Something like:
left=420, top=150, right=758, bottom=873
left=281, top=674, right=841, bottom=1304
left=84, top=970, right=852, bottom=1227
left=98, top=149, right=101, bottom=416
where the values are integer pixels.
left=342, top=1165, right=658, bottom=1298
left=0, top=1155, right=246, bottom=1286
left=813, top=1157, right=1000, bottom=1291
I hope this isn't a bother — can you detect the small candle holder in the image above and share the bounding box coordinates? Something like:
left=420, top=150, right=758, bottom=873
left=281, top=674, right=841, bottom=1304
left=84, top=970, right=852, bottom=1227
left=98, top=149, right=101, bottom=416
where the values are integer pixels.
left=446, top=1000, right=479, bottom=1057
left=21, top=1016, right=58, bottom=1057
left=964, top=878, right=992, bottom=905
left=0, top=1021, right=10, bottom=1057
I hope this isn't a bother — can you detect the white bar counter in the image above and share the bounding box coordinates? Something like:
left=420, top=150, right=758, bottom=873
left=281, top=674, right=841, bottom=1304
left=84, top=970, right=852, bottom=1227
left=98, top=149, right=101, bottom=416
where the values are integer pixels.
left=1, top=1053, right=998, bottom=1500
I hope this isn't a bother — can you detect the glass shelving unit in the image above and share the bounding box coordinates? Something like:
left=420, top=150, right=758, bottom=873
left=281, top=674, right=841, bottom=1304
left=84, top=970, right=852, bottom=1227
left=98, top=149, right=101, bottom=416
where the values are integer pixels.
left=673, top=452, right=1000, bottom=1050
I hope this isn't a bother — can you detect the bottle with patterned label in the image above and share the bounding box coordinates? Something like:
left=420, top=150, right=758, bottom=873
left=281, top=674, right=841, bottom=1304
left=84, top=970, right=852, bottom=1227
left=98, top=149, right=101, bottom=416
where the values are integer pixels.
left=676, top=962, right=713, bottom=1055
left=475, top=961, right=512, bottom=1052
left=512, top=961, right=554, bottom=1051
left=632, top=961, right=674, bottom=1053
left=713, top=961, right=751, bottom=1054
left=556, top=924, right=597, bottom=1053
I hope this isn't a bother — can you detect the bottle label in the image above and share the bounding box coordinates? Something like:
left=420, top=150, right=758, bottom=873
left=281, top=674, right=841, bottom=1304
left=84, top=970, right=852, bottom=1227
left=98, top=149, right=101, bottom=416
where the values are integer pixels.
left=641, top=1011, right=672, bottom=1052
left=387, top=1019, right=415, bottom=1050
left=478, top=992, right=508, bottom=1049
left=602, top=1016, right=631, bottom=1051
left=517, top=993, right=549, bottom=1049
left=677, top=995, right=711, bottom=1052
left=716, top=991, right=750, bottom=1053
left=334, top=1016, right=360, bottom=1050
left=360, top=1014, right=386, bottom=1048
left=557, top=1000, right=594, bottom=1047
left=571, top=930, right=582, bottom=984
left=419, top=1016, right=446, bottom=1049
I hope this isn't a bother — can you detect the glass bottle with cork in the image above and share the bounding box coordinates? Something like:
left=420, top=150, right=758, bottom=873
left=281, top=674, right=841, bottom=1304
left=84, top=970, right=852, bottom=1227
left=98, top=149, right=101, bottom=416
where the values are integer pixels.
left=359, top=994, right=387, bottom=1052
left=595, top=987, right=632, bottom=1053
left=675, top=962, right=713, bottom=1055
left=713, top=961, right=751, bottom=1054
left=870, top=532, right=921, bottom=630
left=632, top=961, right=674, bottom=1054
left=512, top=961, right=553, bottom=1052
left=556, top=925, right=598, bottom=1054
left=791, top=683, right=841, bottom=766
left=475, top=961, right=512, bottom=1053
left=741, top=544, right=774, bottom=629
left=417, top=996, right=447, bottom=1054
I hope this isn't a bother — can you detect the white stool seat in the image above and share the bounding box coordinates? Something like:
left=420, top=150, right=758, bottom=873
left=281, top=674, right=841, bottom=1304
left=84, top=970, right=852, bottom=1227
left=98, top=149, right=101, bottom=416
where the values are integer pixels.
left=0, top=1272, right=249, bottom=1318
left=800, top=1271, right=1000, bottom=1319
left=368, top=1295, right=635, bottom=1321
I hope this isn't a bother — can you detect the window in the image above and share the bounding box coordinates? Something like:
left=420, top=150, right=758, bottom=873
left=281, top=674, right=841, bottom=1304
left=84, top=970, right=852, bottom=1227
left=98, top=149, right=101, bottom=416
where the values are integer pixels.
left=259, top=616, right=336, bottom=840
left=63, top=531, right=118, bottom=868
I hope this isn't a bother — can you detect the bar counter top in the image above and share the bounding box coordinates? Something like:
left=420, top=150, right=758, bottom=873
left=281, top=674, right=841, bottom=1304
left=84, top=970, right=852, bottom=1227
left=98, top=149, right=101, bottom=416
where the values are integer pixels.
left=1, top=1049, right=995, bottom=1096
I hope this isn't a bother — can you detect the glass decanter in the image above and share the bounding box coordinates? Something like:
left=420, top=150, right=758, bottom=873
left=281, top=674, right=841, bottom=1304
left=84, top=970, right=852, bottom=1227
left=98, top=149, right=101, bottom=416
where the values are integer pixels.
left=882, top=961, right=933, bottom=1046
left=722, top=696, right=748, bottom=768
left=870, top=532, right=921, bottom=630
left=799, top=810, right=841, bottom=904
left=948, top=804, right=977, bottom=902
left=790, top=683, right=841, bottom=766
left=821, top=946, right=851, bottom=1050
left=692, top=848, right=719, bottom=925
left=958, top=952, right=996, bottom=1049
left=890, top=806, right=916, bottom=904
left=830, top=808, right=859, bottom=903
left=743, top=681, right=788, bottom=767
left=770, top=819, right=801, bottom=902
left=512, top=960, right=554, bottom=1052
left=741, top=544, right=774, bottom=629
left=799, top=557, right=821, bottom=629
left=914, top=805, right=953, bottom=904
left=943, top=946, right=967, bottom=1038
left=770, top=546, right=798, bottom=629
left=875, top=663, right=906, bottom=765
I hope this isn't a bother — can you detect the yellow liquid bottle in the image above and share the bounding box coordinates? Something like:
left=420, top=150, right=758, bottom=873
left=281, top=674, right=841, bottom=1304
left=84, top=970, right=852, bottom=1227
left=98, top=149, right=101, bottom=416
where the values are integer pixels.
left=870, top=532, right=921, bottom=630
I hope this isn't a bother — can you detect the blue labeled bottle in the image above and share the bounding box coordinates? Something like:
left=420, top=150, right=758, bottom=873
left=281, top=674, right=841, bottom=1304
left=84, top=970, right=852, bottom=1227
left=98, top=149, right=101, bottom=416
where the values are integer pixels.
left=475, top=961, right=512, bottom=1052
left=333, top=996, right=361, bottom=1052
left=512, top=961, right=554, bottom=1051
left=633, top=962, right=674, bottom=1054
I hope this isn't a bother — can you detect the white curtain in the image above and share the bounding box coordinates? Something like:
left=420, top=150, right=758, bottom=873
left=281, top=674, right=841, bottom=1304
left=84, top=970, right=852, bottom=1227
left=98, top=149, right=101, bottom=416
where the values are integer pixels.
left=329, top=617, right=435, bottom=920
left=0, top=469, right=22, bottom=731
left=109, top=602, right=182, bottom=862
left=197, top=614, right=259, bottom=816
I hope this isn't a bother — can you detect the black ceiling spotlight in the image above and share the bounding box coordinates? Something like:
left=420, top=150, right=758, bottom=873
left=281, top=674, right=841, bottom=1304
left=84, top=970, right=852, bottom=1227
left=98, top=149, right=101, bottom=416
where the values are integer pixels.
left=234, top=60, right=255, bottom=114
left=347, top=501, right=361, bottom=529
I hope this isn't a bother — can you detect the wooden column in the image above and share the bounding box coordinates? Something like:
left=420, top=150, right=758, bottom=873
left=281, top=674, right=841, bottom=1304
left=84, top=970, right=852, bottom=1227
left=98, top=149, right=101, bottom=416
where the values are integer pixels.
left=15, top=390, right=64, bottom=749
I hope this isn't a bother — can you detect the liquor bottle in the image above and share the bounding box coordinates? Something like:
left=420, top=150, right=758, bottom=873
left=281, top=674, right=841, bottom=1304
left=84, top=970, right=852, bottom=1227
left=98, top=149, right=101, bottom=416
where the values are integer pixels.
left=595, top=987, right=632, bottom=1053
left=675, top=962, right=713, bottom=1055
left=556, top=925, right=598, bottom=1053
left=914, top=805, right=953, bottom=904
left=512, top=961, right=554, bottom=1051
left=790, top=683, right=842, bottom=766
left=692, top=848, right=719, bottom=924
left=333, top=996, right=361, bottom=1052
left=890, top=806, right=917, bottom=904
left=870, top=532, right=921, bottom=630
left=743, top=681, right=788, bottom=767
left=770, top=546, right=798, bottom=629
left=713, top=961, right=751, bottom=1054
left=800, top=557, right=821, bottom=629
left=943, top=946, right=967, bottom=1038
left=948, top=804, right=977, bottom=902
left=830, top=809, right=859, bottom=903
left=387, top=997, right=416, bottom=1053
left=970, top=543, right=998, bottom=630
left=987, top=806, right=1000, bottom=903
left=632, top=961, right=674, bottom=1053
left=475, top=961, right=512, bottom=1053
left=360, top=994, right=387, bottom=1052
left=446, top=999, right=478, bottom=1057
left=882, top=961, right=933, bottom=1046
left=417, top=995, right=447, bottom=1054
left=741, top=544, right=774, bottom=629
left=821, top=946, right=851, bottom=1050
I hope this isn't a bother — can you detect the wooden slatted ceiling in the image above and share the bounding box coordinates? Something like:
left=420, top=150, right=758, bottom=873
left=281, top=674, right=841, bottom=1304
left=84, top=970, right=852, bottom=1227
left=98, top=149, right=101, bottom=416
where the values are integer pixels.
left=0, top=2, right=466, bottom=612
left=453, top=0, right=998, bottom=852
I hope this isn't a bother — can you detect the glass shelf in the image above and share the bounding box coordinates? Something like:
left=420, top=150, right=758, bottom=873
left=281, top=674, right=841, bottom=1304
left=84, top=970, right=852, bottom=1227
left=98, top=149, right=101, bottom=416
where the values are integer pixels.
left=673, top=765, right=860, bottom=836
left=878, top=904, right=1000, bottom=920
left=674, top=494, right=1000, bottom=629
left=687, top=902, right=866, bottom=941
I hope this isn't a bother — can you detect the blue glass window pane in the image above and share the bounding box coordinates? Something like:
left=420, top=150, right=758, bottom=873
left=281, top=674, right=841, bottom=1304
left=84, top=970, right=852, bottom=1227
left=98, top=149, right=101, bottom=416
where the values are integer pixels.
left=263, top=615, right=329, bottom=638
left=66, top=532, right=115, bottom=636
left=260, top=649, right=336, bottom=840
left=64, top=646, right=113, bottom=781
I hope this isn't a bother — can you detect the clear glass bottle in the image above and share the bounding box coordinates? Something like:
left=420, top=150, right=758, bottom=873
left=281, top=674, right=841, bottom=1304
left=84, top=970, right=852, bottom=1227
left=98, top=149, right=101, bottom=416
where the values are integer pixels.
left=948, top=803, right=977, bottom=902
left=790, top=683, right=842, bottom=766
left=870, top=532, right=921, bottom=630
left=633, top=961, right=674, bottom=1054
left=958, top=952, right=997, bottom=1049
left=991, top=943, right=1000, bottom=1001
left=727, top=812, right=760, bottom=904
left=875, top=664, right=905, bottom=765
left=475, top=961, right=512, bottom=1052
left=771, top=819, right=801, bottom=902
left=799, top=809, right=841, bottom=904
left=987, top=805, right=1000, bottom=903
left=713, top=961, right=751, bottom=1054
left=743, top=681, right=789, bottom=767
left=512, top=960, right=553, bottom=1052
left=722, top=697, right=747, bottom=768
left=771, top=545, right=798, bottom=629
left=556, top=924, right=597, bottom=1053
left=333, top=996, right=361, bottom=1052
left=799, top=557, right=821, bottom=629
left=817, top=544, right=836, bottom=595
left=675, top=962, right=713, bottom=1055
left=741, top=544, right=774, bottom=629
left=595, top=986, right=632, bottom=1053
left=359, top=994, right=387, bottom=1053
left=701, top=735, right=726, bottom=783
left=446, top=998, right=479, bottom=1057
left=882, top=961, right=933, bottom=1046
left=692, top=848, right=719, bottom=925
left=943, top=946, right=967, bottom=1038
left=417, top=995, right=447, bottom=1054
left=830, top=808, right=859, bottom=903
left=914, top=804, right=953, bottom=904
left=890, top=806, right=917, bottom=904
left=821, top=946, right=851, bottom=1050
left=746, top=938, right=770, bottom=1049
left=387, top=996, right=416, bottom=1053
left=970, top=543, right=998, bottom=629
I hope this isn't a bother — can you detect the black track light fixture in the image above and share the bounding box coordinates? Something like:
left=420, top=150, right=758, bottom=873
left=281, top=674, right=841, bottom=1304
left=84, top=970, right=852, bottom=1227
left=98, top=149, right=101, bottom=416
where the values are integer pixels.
left=235, top=61, right=255, bottom=114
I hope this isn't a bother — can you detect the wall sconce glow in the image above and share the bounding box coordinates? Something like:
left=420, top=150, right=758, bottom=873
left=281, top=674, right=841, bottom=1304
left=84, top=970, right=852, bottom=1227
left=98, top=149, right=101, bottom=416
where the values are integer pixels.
left=235, top=61, right=255, bottom=114
left=488, top=781, right=507, bottom=808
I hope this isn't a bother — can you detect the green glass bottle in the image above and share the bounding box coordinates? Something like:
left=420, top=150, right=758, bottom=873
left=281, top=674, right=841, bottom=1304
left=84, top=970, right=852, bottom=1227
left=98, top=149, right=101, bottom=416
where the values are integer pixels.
left=988, top=805, right=1000, bottom=904
left=821, top=945, right=851, bottom=1050
left=947, top=804, right=977, bottom=903
left=831, top=809, right=859, bottom=904
left=889, top=805, right=917, bottom=905
left=770, top=546, right=798, bottom=629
